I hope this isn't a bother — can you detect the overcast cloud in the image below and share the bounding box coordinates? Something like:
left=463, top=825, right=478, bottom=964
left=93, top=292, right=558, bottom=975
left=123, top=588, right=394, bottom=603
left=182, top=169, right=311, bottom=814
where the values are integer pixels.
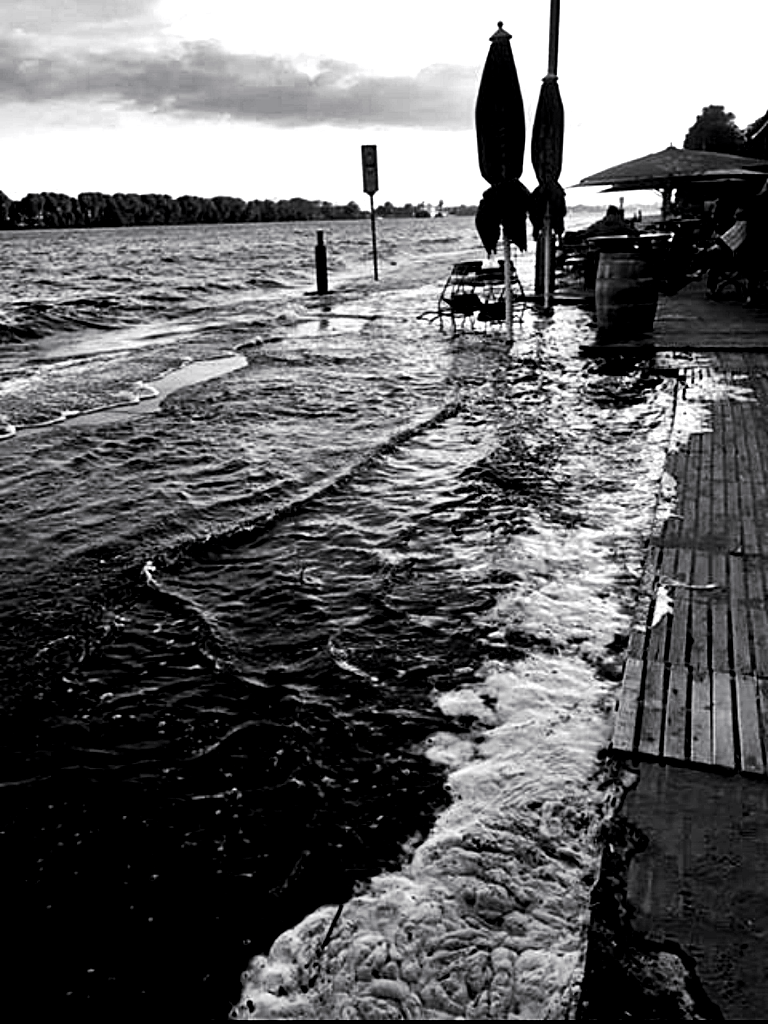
left=1, top=0, right=158, bottom=33
left=0, top=32, right=476, bottom=130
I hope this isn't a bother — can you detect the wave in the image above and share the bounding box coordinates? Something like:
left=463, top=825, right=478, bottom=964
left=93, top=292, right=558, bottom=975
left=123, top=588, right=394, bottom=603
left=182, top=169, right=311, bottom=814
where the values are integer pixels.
left=13, top=390, right=469, bottom=702
left=28, top=394, right=469, bottom=708
left=0, top=296, right=143, bottom=343
left=246, top=275, right=294, bottom=289
left=156, top=397, right=465, bottom=571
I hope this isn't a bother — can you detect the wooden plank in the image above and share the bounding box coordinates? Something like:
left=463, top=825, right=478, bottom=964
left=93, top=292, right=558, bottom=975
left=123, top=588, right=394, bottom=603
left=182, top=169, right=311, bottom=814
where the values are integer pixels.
left=749, top=402, right=768, bottom=557
left=729, top=392, right=747, bottom=464
left=647, top=564, right=673, bottom=665
left=628, top=546, right=662, bottom=660
left=689, top=548, right=710, bottom=670
left=712, top=670, right=736, bottom=770
left=710, top=552, right=730, bottom=673
left=670, top=435, right=693, bottom=547
left=676, top=439, right=694, bottom=505
left=746, top=556, right=768, bottom=677
left=742, top=396, right=767, bottom=483
left=732, top=401, right=759, bottom=554
left=729, top=554, right=754, bottom=676
left=667, top=548, right=693, bottom=666
left=627, top=627, right=646, bottom=661
left=734, top=674, right=764, bottom=775
left=733, top=398, right=761, bottom=550
left=698, top=429, right=714, bottom=545
left=612, top=657, right=643, bottom=753
left=687, top=431, right=704, bottom=542
left=708, top=402, right=722, bottom=479
left=724, top=390, right=745, bottom=484
left=756, top=676, right=768, bottom=776
left=721, top=397, right=743, bottom=553
left=690, top=666, right=713, bottom=765
left=711, top=404, right=730, bottom=547
left=638, top=662, right=666, bottom=757
left=663, top=664, right=688, bottom=762
left=660, top=452, right=682, bottom=546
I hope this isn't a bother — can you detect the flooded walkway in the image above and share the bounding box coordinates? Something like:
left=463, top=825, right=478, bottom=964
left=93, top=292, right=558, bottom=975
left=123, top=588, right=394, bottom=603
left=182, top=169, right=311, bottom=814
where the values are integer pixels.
left=588, top=283, right=768, bottom=1019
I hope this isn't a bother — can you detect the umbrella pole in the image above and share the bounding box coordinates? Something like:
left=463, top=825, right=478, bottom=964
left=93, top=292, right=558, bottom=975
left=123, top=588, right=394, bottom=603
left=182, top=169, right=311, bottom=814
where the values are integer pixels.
left=503, top=230, right=513, bottom=342
left=541, top=208, right=553, bottom=310
left=539, top=0, right=560, bottom=312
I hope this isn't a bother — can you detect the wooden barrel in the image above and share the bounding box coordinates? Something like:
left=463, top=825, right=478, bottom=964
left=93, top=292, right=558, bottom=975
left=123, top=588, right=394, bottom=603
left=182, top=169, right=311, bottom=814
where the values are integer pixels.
left=595, top=252, right=658, bottom=339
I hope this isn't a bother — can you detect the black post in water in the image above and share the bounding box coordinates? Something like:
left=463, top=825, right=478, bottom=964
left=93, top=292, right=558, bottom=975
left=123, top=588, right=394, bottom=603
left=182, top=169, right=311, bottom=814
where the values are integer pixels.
left=369, top=194, right=379, bottom=281
left=315, top=230, right=328, bottom=294
left=361, top=145, right=380, bottom=281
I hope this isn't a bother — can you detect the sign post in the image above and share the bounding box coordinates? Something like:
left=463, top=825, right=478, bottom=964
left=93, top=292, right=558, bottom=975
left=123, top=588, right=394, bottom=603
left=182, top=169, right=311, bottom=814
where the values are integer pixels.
left=361, top=145, right=379, bottom=281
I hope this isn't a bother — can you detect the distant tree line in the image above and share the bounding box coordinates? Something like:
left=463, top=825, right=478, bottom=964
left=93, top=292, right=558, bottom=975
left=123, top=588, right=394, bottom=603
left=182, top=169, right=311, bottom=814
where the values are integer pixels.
left=375, top=201, right=478, bottom=218
left=0, top=191, right=477, bottom=230
left=684, top=105, right=768, bottom=157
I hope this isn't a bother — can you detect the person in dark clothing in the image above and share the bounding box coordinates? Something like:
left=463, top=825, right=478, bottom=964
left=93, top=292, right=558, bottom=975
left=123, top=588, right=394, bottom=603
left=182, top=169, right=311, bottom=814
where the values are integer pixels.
left=583, top=205, right=638, bottom=239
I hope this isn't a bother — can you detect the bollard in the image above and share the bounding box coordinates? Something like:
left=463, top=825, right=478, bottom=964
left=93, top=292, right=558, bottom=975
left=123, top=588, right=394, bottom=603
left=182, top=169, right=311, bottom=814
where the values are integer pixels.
left=315, top=230, right=328, bottom=295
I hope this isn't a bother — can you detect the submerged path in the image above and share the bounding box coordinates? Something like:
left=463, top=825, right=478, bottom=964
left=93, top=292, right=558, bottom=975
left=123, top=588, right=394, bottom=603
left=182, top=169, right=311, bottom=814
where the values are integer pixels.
left=585, top=284, right=768, bottom=1019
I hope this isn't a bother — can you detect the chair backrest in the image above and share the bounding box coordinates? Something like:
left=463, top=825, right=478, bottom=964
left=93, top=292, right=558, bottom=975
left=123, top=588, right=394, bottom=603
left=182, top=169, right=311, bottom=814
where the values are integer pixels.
left=451, top=261, right=483, bottom=276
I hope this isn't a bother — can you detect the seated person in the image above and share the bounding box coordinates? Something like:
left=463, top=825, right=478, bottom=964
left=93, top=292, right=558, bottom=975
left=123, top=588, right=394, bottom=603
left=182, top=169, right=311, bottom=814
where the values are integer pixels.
left=704, top=209, right=748, bottom=297
left=583, top=204, right=638, bottom=239
left=581, top=205, right=639, bottom=289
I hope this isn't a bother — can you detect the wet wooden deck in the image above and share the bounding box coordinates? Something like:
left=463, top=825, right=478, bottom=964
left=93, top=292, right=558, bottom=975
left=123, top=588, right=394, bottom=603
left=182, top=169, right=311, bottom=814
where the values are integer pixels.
left=610, top=291, right=768, bottom=775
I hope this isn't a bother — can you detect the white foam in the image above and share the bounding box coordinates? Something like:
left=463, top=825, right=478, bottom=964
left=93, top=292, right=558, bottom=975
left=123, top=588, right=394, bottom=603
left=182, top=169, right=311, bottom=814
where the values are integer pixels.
left=234, top=512, right=648, bottom=1020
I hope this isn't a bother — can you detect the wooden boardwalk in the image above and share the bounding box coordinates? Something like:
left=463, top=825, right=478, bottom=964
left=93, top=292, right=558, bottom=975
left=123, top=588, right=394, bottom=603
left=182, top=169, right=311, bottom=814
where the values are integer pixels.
left=610, top=311, right=768, bottom=775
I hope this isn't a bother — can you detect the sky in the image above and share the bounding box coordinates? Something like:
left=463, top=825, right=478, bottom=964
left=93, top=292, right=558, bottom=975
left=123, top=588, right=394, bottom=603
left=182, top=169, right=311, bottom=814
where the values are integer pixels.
left=0, top=0, right=765, bottom=209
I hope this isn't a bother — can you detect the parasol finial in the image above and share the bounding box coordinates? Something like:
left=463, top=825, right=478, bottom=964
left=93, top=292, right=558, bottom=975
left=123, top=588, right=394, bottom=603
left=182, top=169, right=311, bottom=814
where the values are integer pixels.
left=490, top=21, right=511, bottom=41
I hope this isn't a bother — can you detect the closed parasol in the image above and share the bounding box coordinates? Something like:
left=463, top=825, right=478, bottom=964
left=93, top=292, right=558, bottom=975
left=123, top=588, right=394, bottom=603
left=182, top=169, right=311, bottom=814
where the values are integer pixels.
left=530, top=77, right=565, bottom=237
left=475, top=21, right=530, bottom=339
left=530, top=0, right=564, bottom=311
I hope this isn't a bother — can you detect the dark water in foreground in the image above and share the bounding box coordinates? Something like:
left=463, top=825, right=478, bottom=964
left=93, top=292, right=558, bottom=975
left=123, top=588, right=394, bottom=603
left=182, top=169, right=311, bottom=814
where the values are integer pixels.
left=0, top=219, right=672, bottom=1018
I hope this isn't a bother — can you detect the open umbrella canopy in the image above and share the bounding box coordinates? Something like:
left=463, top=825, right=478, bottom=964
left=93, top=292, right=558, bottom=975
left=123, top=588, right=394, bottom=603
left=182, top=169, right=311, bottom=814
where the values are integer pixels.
left=574, top=145, right=768, bottom=190
left=474, top=22, right=529, bottom=254
left=597, top=168, right=768, bottom=192
left=529, top=74, right=566, bottom=238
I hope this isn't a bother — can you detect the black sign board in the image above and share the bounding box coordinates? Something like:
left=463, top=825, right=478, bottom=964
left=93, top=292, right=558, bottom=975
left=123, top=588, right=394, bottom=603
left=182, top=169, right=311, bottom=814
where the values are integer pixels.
left=361, top=145, right=379, bottom=195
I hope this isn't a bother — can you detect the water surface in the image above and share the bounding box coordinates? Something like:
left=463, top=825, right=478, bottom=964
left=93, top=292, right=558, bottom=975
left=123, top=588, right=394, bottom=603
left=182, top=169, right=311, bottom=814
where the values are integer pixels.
left=0, top=217, right=672, bottom=1018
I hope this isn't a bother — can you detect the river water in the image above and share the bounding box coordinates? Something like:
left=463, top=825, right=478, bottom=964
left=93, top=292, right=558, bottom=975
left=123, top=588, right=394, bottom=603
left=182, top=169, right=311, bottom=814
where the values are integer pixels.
left=0, top=216, right=672, bottom=1019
